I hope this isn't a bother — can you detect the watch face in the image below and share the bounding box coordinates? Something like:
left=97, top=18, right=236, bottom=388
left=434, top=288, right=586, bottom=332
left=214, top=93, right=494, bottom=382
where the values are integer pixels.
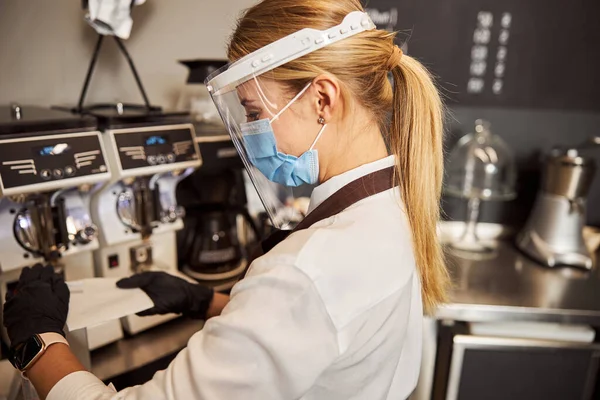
left=10, top=335, right=43, bottom=370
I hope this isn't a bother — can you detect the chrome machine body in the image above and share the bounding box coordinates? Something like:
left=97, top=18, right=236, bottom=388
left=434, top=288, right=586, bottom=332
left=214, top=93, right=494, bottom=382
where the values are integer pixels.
left=0, top=105, right=121, bottom=350
left=89, top=108, right=201, bottom=334
left=517, top=145, right=598, bottom=269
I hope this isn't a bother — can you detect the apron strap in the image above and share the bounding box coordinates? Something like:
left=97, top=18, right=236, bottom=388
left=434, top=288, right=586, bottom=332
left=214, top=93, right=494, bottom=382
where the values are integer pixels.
left=260, top=165, right=396, bottom=255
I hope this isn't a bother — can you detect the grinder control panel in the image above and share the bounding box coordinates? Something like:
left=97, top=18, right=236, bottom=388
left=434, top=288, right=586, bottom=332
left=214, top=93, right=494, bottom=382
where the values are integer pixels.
left=0, top=132, right=109, bottom=196
left=112, top=124, right=201, bottom=174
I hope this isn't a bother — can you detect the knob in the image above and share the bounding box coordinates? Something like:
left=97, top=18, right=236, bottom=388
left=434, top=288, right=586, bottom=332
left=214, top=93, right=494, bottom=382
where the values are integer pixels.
left=64, top=165, right=75, bottom=176
left=174, top=206, right=185, bottom=219
left=40, top=169, right=51, bottom=180
left=75, top=224, right=98, bottom=244
left=160, top=206, right=185, bottom=223
left=160, top=209, right=176, bottom=224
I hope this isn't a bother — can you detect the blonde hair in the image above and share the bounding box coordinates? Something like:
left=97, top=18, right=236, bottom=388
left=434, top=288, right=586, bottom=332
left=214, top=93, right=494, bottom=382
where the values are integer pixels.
left=228, top=0, right=449, bottom=313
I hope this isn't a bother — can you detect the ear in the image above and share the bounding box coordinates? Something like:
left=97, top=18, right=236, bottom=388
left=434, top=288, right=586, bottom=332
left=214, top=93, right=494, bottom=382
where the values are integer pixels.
left=312, top=74, right=342, bottom=123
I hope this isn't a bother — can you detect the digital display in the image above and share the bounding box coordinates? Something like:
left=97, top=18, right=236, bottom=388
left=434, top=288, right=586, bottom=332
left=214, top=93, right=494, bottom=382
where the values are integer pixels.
left=11, top=334, right=43, bottom=370
left=145, top=135, right=169, bottom=146
left=34, top=143, right=70, bottom=156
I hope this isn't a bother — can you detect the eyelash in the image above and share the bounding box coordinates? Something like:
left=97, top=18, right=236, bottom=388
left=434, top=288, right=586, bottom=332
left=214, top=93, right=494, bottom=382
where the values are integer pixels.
left=245, top=113, right=260, bottom=121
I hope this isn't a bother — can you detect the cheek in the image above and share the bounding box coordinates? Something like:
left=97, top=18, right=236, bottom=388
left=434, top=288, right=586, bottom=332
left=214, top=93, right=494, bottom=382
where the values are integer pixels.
left=270, top=115, right=306, bottom=157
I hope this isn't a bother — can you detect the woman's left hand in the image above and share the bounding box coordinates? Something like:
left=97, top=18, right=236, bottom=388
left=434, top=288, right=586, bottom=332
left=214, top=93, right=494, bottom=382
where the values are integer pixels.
left=3, top=264, right=70, bottom=346
left=116, top=271, right=214, bottom=319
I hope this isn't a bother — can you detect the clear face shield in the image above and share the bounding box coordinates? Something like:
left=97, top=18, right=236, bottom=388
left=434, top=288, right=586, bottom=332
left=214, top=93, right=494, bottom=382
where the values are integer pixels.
left=205, top=11, right=375, bottom=229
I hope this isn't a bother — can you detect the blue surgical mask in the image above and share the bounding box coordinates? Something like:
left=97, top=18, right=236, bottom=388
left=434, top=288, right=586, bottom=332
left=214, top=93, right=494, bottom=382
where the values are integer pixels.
left=239, top=83, right=327, bottom=187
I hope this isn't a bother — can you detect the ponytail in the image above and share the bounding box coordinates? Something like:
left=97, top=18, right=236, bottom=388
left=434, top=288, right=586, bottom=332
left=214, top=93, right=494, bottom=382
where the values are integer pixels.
left=390, top=55, right=449, bottom=314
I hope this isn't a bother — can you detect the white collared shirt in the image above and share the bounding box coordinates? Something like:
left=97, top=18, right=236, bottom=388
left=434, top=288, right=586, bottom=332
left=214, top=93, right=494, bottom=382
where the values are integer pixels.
left=48, top=155, right=422, bottom=400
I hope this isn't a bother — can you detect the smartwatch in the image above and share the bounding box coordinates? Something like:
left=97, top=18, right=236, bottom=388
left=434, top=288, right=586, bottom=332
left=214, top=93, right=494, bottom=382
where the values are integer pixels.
left=8, top=333, right=69, bottom=372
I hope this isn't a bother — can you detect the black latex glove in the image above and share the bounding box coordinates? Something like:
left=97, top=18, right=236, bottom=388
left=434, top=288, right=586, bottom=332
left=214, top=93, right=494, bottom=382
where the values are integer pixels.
left=116, top=272, right=214, bottom=320
left=3, top=264, right=69, bottom=347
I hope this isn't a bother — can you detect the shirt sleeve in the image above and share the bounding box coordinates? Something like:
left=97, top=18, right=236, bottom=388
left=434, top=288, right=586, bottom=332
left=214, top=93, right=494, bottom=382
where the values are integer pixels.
left=47, top=260, right=340, bottom=400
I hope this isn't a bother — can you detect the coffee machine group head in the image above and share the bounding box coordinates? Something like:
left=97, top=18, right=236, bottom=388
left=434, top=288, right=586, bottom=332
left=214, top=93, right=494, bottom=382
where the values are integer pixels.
left=517, top=140, right=599, bottom=270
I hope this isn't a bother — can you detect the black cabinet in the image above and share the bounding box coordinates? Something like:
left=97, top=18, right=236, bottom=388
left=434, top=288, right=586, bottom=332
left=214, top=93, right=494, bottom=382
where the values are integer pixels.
left=445, top=335, right=600, bottom=400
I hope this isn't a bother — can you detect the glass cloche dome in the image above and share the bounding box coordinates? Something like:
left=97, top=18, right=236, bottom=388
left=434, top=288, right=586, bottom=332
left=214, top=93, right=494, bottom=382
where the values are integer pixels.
left=445, top=119, right=517, bottom=252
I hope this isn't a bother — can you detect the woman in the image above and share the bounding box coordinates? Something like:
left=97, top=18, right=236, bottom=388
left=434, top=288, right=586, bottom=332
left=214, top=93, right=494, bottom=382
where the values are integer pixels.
left=3, top=0, right=448, bottom=399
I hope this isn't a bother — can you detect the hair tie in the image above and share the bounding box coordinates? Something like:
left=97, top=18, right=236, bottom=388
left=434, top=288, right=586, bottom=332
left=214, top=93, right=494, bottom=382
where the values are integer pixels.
left=386, top=45, right=403, bottom=70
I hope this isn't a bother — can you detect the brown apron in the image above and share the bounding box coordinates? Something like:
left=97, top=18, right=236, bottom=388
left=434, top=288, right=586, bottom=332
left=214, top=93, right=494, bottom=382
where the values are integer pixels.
left=255, top=165, right=396, bottom=259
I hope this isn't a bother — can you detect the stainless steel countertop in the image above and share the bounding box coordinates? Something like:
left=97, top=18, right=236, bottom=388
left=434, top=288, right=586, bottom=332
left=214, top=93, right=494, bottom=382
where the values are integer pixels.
left=437, top=241, right=600, bottom=325
left=91, top=318, right=203, bottom=381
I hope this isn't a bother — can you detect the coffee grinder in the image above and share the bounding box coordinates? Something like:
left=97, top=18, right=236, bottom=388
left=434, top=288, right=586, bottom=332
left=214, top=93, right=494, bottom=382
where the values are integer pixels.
left=88, top=105, right=201, bottom=334
left=0, top=104, right=123, bottom=350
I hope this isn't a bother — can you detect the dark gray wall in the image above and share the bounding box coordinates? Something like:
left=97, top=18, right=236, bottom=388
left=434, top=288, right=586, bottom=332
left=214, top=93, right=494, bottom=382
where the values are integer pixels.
left=365, top=0, right=600, bottom=227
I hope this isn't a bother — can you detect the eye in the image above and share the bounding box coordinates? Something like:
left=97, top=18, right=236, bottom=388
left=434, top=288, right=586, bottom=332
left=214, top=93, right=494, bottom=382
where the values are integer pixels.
left=245, top=112, right=260, bottom=122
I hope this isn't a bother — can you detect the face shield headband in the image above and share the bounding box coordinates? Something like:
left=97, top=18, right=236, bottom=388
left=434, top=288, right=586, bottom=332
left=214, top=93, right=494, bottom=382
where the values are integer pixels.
left=205, top=11, right=376, bottom=96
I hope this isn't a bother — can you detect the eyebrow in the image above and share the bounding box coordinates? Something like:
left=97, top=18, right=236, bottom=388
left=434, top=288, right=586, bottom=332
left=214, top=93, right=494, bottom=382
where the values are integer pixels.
left=240, top=98, right=257, bottom=107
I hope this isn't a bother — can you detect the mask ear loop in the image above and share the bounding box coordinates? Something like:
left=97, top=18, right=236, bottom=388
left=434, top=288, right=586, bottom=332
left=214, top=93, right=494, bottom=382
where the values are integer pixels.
left=253, top=75, right=279, bottom=118
left=270, top=82, right=313, bottom=122
left=308, top=123, right=327, bottom=151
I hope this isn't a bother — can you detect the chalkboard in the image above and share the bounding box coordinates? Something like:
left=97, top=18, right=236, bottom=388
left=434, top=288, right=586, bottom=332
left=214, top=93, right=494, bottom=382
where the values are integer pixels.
left=364, top=0, right=600, bottom=112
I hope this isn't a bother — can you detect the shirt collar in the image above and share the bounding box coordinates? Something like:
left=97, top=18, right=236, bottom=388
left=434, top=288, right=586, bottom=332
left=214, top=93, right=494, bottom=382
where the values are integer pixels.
left=307, top=155, right=396, bottom=214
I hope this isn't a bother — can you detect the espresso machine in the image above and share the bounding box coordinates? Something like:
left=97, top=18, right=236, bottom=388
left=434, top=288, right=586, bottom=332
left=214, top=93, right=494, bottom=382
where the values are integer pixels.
left=0, top=104, right=123, bottom=350
left=517, top=139, right=600, bottom=269
left=88, top=106, right=201, bottom=334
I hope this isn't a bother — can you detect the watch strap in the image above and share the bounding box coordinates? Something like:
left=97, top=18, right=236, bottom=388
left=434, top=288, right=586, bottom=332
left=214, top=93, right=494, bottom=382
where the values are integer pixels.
left=39, top=332, right=69, bottom=349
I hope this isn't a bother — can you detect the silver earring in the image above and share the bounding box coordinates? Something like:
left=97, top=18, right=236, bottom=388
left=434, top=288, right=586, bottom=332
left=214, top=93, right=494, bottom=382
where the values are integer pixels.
left=318, top=117, right=325, bottom=125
